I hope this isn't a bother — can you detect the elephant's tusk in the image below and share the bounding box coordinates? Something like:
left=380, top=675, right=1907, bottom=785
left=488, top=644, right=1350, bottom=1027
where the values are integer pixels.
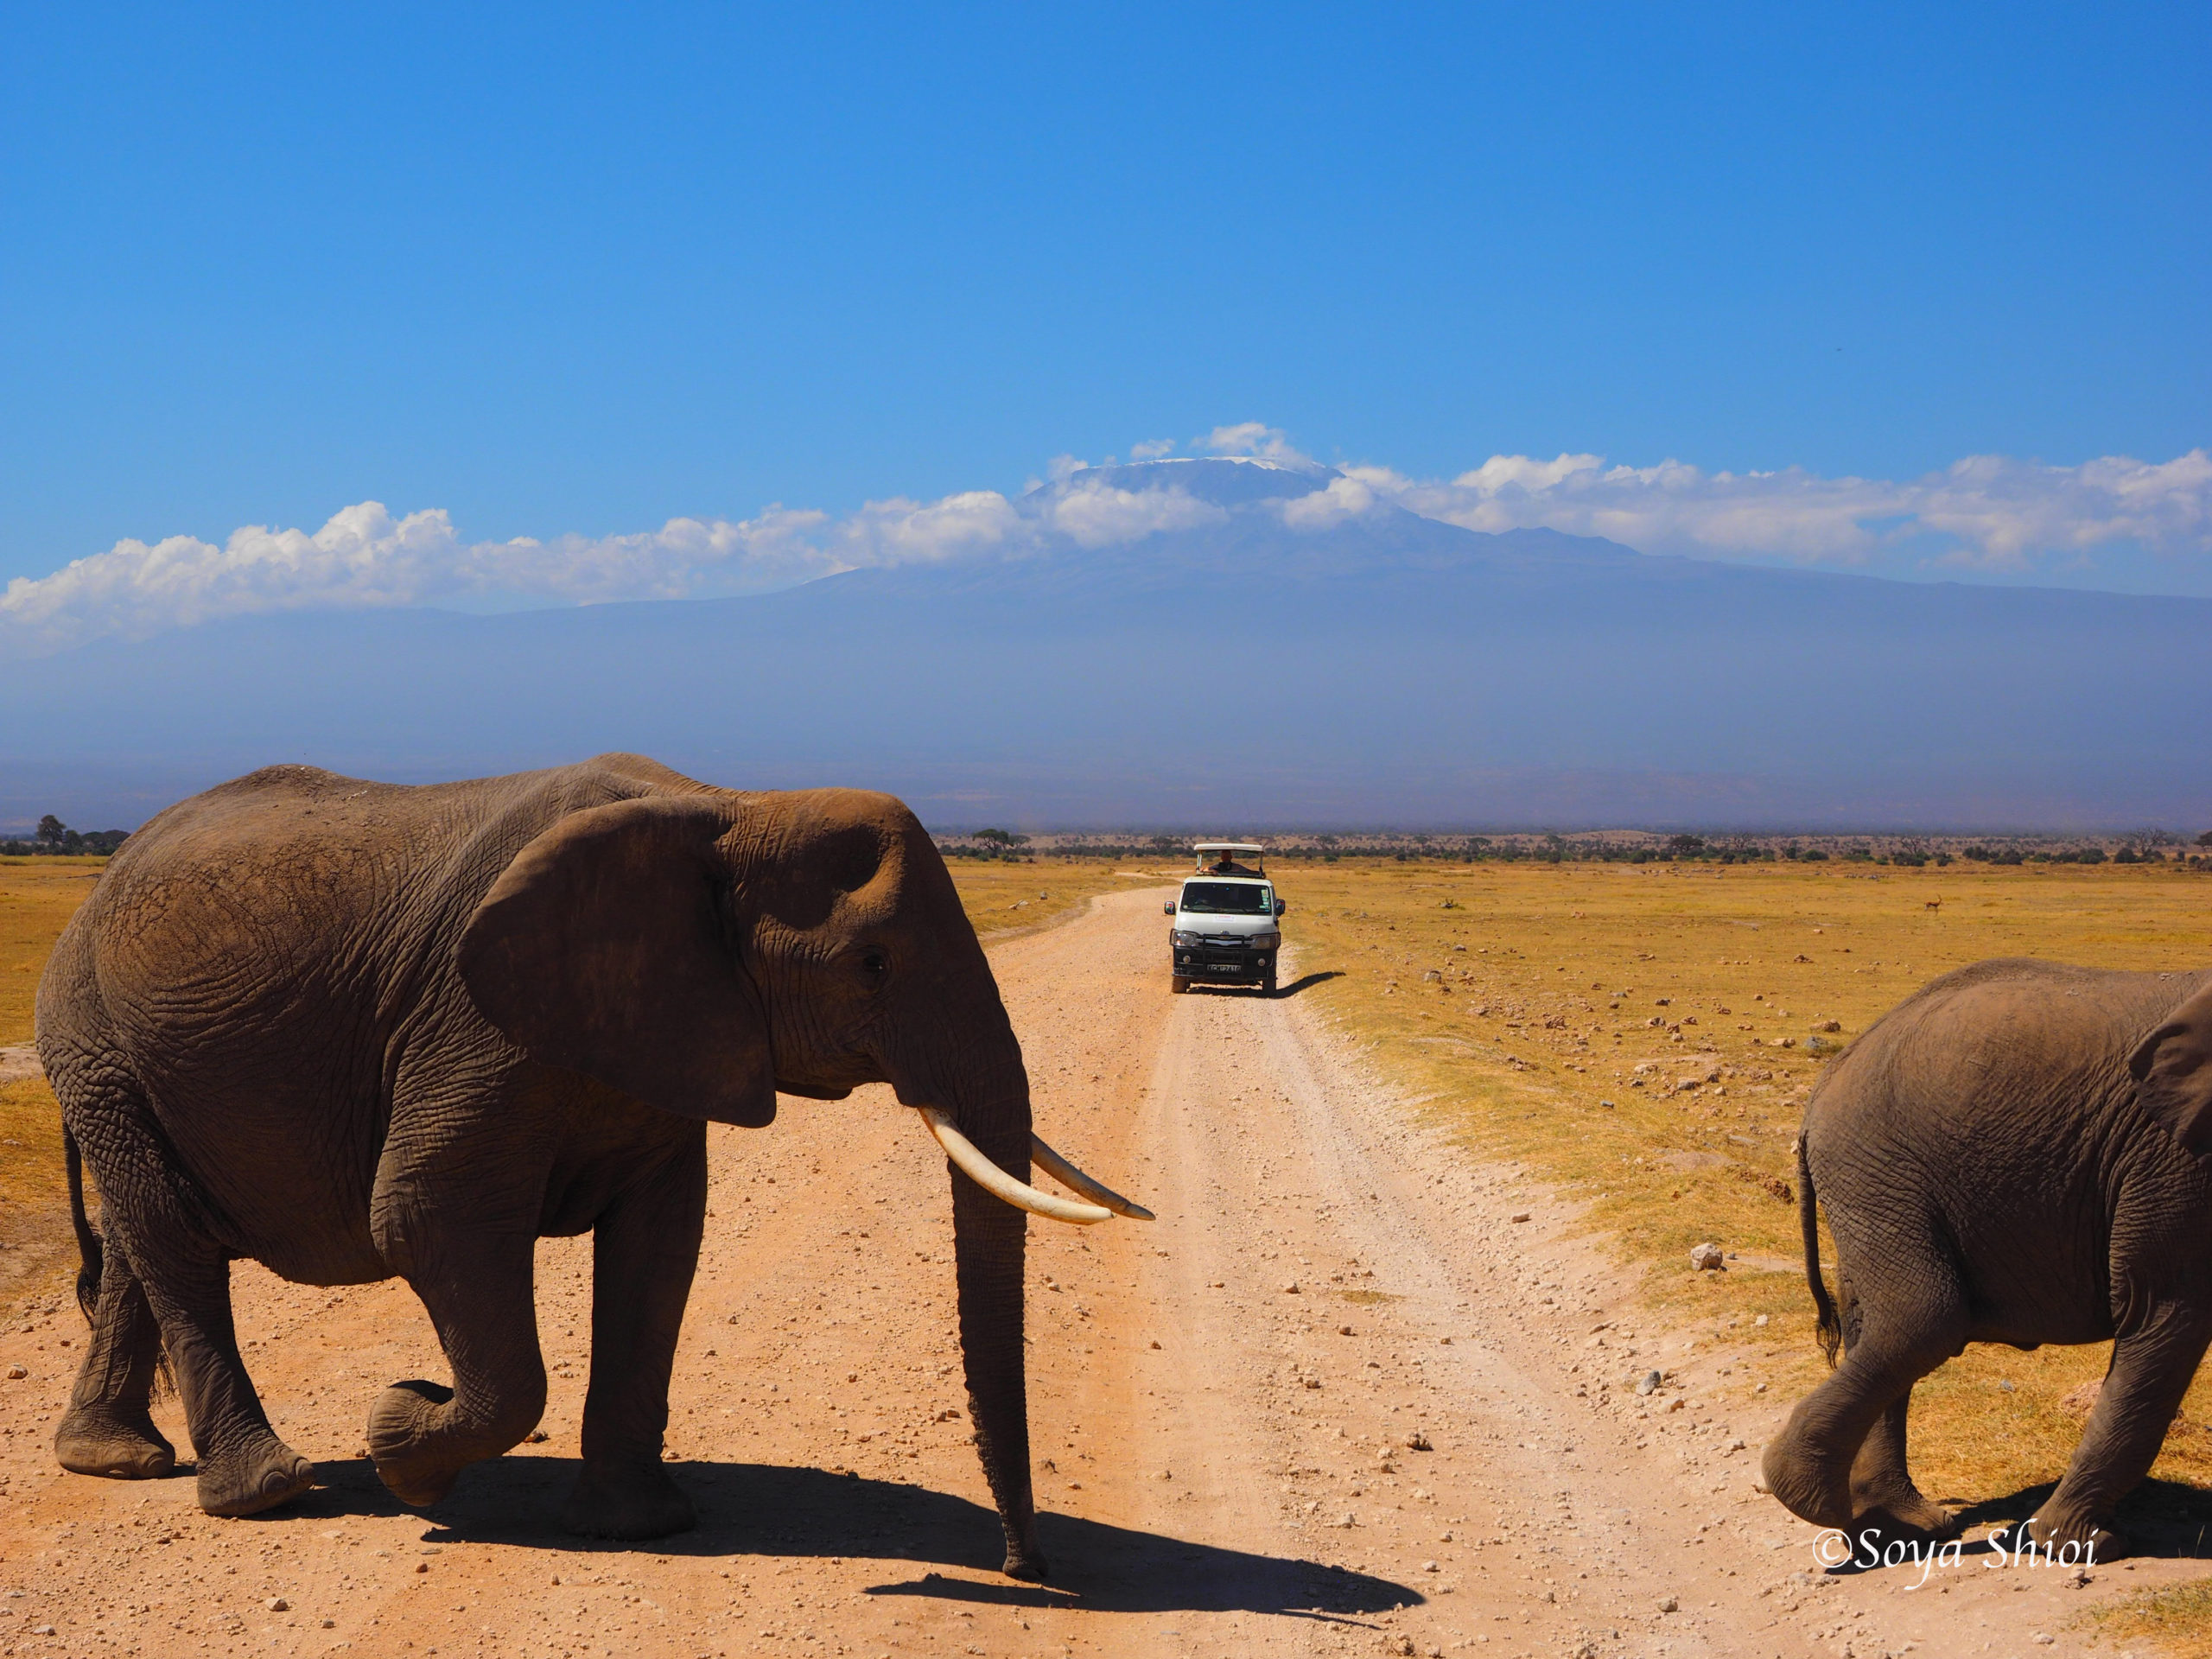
left=1029, top=1132, right=1155, bottom=1221
left=917, top=1108, right=1112, bottom=1224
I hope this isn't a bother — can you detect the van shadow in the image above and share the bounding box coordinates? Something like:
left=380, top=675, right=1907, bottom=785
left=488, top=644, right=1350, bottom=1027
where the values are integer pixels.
left=1187, top=971, right=1342, bottom=1001
left=301, top=1455, right=1421, bottom=1618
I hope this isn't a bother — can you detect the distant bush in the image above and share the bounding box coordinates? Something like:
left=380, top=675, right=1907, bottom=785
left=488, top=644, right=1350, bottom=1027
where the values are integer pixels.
left=1799, top=849, right=1828, bottom=861
left=1, top=816, right=128, bottom=857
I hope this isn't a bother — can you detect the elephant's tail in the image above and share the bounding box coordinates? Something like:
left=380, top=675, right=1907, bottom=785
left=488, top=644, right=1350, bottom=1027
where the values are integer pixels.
left=64, top=1122, right=104, bottom=1324
left=1796, top=1130, right=1841, bottom=1366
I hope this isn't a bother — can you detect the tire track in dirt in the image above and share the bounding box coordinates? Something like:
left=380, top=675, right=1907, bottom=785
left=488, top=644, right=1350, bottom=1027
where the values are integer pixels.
left=0, top=888, right=2185, bottom=1657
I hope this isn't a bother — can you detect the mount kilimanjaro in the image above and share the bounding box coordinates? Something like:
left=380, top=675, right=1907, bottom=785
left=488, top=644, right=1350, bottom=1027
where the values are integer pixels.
left=3, top=458, right=2204, bottom=831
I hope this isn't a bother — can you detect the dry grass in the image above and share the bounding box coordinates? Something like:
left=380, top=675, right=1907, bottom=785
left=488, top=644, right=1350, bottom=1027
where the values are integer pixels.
left=2080, top=1577, right=2212, bottom=1659
left=944, top=859, right=1150, bottom=940
left=0, top=858, right=105, bottom=1281
left=1280, top=858, right=2212, bottom=1537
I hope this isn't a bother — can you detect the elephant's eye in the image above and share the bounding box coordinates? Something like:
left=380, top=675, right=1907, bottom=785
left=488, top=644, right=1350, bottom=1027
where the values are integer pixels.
left=858, top=949, right=891, bottom=988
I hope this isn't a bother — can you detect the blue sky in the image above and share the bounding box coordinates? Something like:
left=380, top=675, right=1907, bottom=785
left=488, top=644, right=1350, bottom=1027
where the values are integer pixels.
left=2, top=2, right=2206, bottom=598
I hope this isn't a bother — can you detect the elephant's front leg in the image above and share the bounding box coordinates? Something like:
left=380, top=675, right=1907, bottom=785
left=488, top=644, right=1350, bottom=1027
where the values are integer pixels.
left=2024, top=1305, right=2212, bottom=1559
left=565, top=1133, right=708, bottom=1541
left=368, top=1231, right=547, bottom=1509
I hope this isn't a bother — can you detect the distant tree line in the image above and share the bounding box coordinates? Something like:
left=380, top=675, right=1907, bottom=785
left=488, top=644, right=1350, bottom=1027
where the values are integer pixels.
left=0, top=815, right=129, bottom=857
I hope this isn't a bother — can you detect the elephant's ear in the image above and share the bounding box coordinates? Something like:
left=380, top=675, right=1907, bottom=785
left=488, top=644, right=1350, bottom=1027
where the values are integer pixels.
left=458, top=796, right=777, bottom=1128
left=2128, top=984, right=2212, bottom=1158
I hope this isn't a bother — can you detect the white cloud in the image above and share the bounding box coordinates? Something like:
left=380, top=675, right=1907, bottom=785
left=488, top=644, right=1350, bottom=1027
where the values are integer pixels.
left=8, top=435, right=2210, bottom=654
left=1353, top=448, right=2212, bottom=571
left=1276, top=474, right=1379, bottom=531
left=1128, top=438, right=1178, bottom=461
left=1040, top=478, right=1227, bottom=547
left=1200, top=422, right=1312, bottom=465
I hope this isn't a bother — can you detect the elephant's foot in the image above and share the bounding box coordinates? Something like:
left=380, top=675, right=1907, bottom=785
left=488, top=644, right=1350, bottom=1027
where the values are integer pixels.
left=1848, top=1480, right=1959, bottom=1545
left=1760, top=1440, right=1852, bottom=1530
left=367, top=1379, right=476, bottom=1508
left=563, top=1460, right=696, bottom=1541
left=2018, top=1507, right=2126, bottom=1563
left=1002, top=1542, right=1050, bottom=1583
left=196, top=1435, right=314, bottom=1517
left=54, top=1402, right=175, bottom=1480
left=1846, top=1500, right=1961, bottom=1551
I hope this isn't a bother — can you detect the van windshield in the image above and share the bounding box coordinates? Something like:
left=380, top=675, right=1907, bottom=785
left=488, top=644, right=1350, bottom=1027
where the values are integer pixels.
left=1179, top=882, right=1274, bottom=915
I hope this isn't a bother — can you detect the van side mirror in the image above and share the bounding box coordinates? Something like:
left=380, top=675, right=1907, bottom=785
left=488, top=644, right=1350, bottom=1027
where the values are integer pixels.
left=1163, top=899, right=1177, bottom=916
left=1274, top=899, right=1288, bottom=917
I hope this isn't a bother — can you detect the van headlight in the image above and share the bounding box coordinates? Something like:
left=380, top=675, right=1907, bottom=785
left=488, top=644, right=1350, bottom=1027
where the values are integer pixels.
left=1173, top=930, right=1202, bottom=947
left=1253, top=931, right=1281, bottom=950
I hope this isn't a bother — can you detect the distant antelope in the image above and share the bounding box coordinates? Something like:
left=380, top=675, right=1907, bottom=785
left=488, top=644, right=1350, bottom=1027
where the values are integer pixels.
left=1924, top=896, right=1943, bottom=912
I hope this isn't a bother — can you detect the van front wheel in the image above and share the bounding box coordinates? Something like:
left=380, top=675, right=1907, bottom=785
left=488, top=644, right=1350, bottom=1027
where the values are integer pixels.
left=1171, top=976, right=1190, bottom=995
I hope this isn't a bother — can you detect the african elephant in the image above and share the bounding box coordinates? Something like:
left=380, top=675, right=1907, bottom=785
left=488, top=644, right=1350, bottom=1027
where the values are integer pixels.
left=1763, top=959, right=2212, bottom=1557
left=37, top=754, right=1147, bottom=1580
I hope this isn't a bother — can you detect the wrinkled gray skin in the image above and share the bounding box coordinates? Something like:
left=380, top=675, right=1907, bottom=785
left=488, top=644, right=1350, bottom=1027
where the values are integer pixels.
left=38, top=755, right=1052, bottom=1579
left=1765, top=959, right=2212, bottom=1557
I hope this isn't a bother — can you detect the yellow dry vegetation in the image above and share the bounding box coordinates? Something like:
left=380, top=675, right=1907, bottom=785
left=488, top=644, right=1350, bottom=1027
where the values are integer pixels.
left=945, top=860, right=1140, bottom=941
left=1281, top=857, right=2212, bottom=1537
left=0, top=858, right=105, bottom=1230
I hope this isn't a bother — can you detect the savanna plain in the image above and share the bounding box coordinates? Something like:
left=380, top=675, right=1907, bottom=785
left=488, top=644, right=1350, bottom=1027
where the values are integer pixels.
left=1, top=852, right=2208, bottom=1659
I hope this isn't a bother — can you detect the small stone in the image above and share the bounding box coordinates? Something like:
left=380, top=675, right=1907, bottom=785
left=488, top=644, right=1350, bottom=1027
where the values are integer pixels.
left=1338, top=1325, right=1354, bottom=1336
left=1282, top=1281, right=1300, bottom=1294
left=524, top=1430, right=549, bottom=1443
left=1422, top=1559, right=1440, bottom=1573
left=1689, top=1243, right=1726, bottom=1271
left=1657, top=1594, right=1679, bottom=1613
left=1754, top=1313, right=1769, bottom=1326
left=1635, top=1370, right=1662, bottom=1395
left=415, top=1562, right=429, bottom=1573
left=1149, top=1340, right=1161, bottom=1350
left=321, top=1618, right=335, bottom=1629
left=31, top=1624, right=55, bottom=1637
left=3, top=1365, right=24, bottom=1380
left=1405, top=1430, right=1432, bottom=1451
left=266, top=1598, right=289, bottom=1612
left=1510, top=1211, right=1531, bottom=1224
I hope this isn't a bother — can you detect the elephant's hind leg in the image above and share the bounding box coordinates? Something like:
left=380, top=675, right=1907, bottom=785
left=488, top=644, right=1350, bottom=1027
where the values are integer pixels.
left=1764, top=1268, right=1967, bottom=1539
left=56, top=1071, right=311, bottom=1516
left=369, top=1232, right=547, bottom=1510
left=54, top=1241, right=174, bottom=1479
left=1847, top=1389, right=1958, bottom=1541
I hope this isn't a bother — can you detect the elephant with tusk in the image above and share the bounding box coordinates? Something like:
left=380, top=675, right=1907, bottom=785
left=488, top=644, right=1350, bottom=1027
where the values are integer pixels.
left=37, top=753, right=1146, bottom=1580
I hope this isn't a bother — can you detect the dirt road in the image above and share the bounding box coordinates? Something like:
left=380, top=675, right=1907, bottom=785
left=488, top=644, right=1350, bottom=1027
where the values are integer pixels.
left=0, top=889, right=2191, bottom=1657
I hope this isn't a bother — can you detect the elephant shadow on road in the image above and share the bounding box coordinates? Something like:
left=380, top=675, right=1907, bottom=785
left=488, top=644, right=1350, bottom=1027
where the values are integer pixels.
left=302, top=1453, right=1421, bottom=1618
left=1944, top=1477, right=2212, bottom=1561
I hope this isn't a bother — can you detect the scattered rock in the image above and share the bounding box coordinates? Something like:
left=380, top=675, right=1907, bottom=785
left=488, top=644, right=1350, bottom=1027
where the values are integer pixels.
left=1338, top=1324, right=1354, bottom=1336
left=1510, top=1211, right=1531, bottom=1224
left=266, top=1598, right=289, bottom=1612
left=524, top=1430, right=549, bottom=1443
left=1282, top=1281, right=1300, bottom=1294
left=3, top=1365, right=24, bottom=1380
left=1635, top=1370, right=1662, bottom=1395
left=1815, top=1019, right=1841, bottom=1033
left=1689, top=1242, right=1726, bottom=1271
left=1658, top=1594, right=1679, bottom=1613
left=2059, top=1378, right=2103, bottom=1417
left=1405, top=1430, right=1431, bottom=1451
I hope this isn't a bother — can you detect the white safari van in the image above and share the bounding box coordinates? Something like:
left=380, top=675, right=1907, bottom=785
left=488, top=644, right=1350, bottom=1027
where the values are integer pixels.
left=1163, top=842, right=1288, bottom=994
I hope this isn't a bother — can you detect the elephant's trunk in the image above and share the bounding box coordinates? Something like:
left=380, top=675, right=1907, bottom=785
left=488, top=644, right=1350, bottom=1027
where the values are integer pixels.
left=943, top=1081, right=1046, bottom=1581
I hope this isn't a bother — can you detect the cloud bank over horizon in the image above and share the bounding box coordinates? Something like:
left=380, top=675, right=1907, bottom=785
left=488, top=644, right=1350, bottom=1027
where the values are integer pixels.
left=5, top=426, right=2208, bottom=654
